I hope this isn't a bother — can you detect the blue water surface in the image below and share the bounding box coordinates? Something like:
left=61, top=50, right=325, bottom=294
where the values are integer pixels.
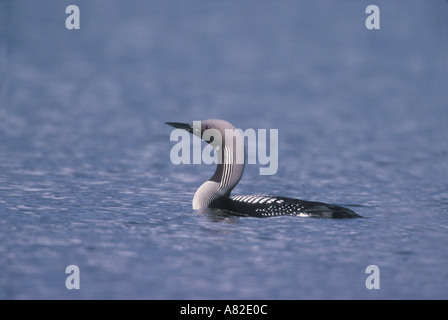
left=1, top=0, right=448, bottom=299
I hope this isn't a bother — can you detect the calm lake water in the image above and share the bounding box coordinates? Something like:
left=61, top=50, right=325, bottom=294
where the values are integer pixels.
left=1, top=0, right=448, bottom=299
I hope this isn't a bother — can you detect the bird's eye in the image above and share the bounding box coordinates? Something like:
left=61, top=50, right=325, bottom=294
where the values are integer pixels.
left=205, top=125, right=211, bottom=130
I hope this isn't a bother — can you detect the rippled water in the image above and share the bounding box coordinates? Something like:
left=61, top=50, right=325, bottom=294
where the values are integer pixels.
left=1, top=0, right=448, bottom=299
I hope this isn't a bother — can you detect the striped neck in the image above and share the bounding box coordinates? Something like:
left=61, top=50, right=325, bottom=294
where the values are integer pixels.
left=193, top=144, right=245, bottom=210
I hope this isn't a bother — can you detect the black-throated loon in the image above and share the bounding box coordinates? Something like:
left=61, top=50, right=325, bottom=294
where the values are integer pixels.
left=166, top=119, right=361, bottom=219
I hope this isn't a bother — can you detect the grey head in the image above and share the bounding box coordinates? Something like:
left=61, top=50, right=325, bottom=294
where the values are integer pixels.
left=166, top=119, right=245, bottom=209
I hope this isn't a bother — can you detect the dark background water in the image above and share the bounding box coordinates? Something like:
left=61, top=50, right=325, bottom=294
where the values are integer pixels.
left=1, top=0, right=448, bottom=299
